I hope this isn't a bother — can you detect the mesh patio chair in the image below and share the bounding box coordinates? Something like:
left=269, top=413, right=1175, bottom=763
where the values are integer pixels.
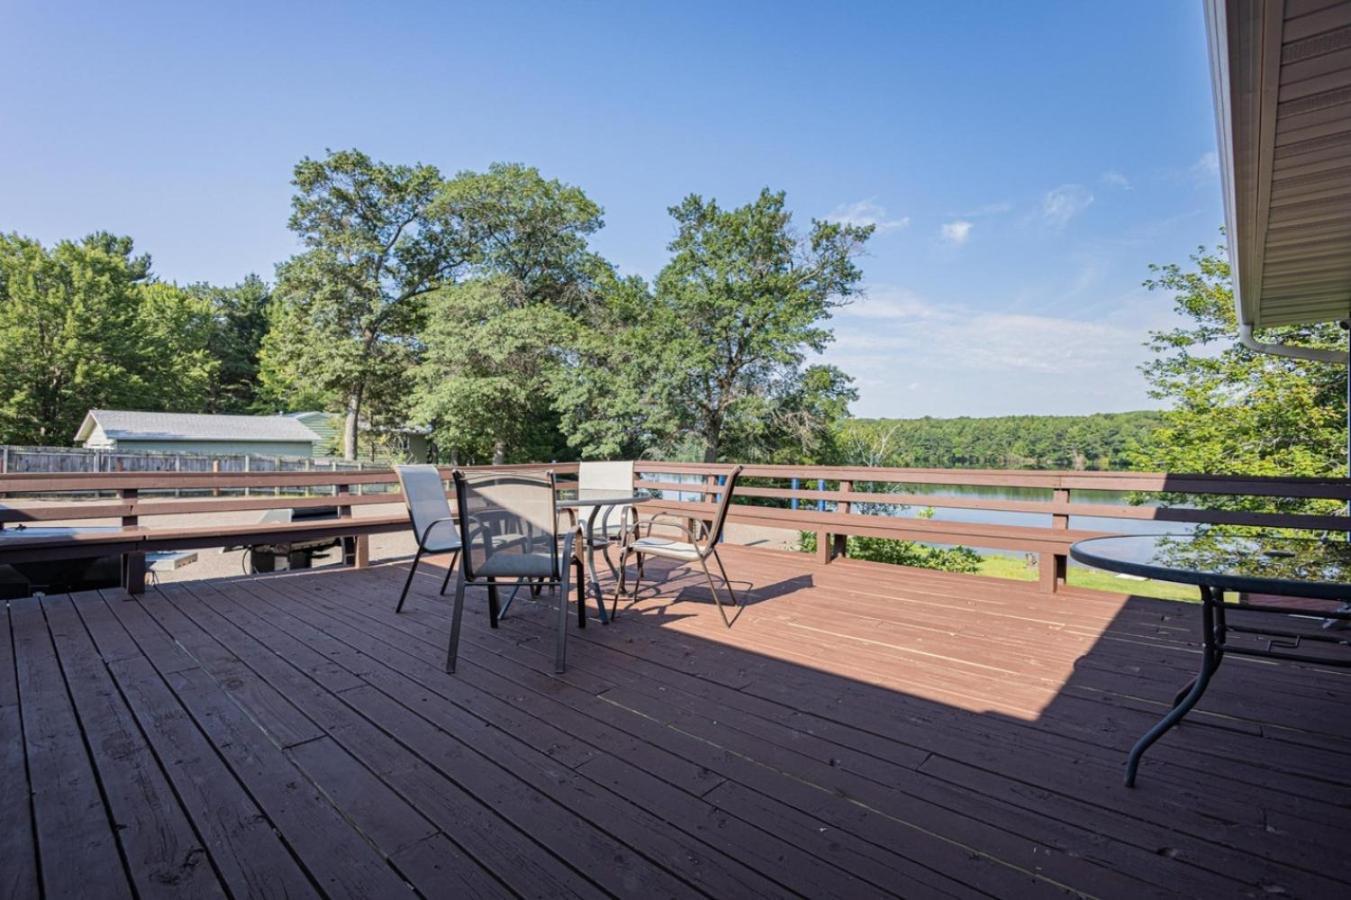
left=446, top=469, right=583, bottom=674
left=616, top=466, right=744, bottom=627
left=573, top=460, right=639, bottom=550
left=394, top=465, right=462, bottom=613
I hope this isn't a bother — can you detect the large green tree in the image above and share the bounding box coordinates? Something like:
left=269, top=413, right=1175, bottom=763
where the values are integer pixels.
left=410, top=165, right=607, bottom=463
left=412, top=277, right=573, bottom=463
left=191, top=275, right=272, bottom=413
left=260, top=149, right=470, bottom=459
left=552, top=270, right=685, bottom=459
left=648, top=189, right=870, bottom=461
left=1132, top=243, right=1346, bottom=511
left=0, top=232, right=216, bottom=445
left=435, top=163, right=604, bottom=308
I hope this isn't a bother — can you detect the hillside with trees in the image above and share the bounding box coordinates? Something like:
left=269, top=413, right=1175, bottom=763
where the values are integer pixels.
left=835, top=411, right=1165, bottom=471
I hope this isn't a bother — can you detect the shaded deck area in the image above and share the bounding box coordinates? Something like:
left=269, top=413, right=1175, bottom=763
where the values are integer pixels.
left=4, top=544, right=1350, bottom=899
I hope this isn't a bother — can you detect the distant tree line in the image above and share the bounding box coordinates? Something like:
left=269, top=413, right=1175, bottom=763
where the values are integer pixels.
left=834, top=411, right=1164, bottom=471
left=0, top=150, right=868, bottom=461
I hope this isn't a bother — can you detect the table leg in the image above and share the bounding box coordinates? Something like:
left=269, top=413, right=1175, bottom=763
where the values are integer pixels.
left=583, top=506, right=610, bottom=624
left=1125, top=584, right=1225, bottom=787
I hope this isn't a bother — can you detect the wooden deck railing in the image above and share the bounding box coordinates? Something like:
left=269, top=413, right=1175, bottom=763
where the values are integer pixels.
left=0, top=463, right=579, bottom=592
left=632, top=462, right=1351, bottom=592
left=4, top=458, right=1348, bottom=596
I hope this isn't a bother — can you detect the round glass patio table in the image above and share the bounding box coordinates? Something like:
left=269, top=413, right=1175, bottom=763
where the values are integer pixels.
left=1070, top=533, right=1351, bottom=786
left=556, top=491, right=650, bottom=624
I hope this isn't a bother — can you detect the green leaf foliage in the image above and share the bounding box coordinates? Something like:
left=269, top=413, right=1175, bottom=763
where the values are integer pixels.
left=1130, top=242, right=1346, bottom=514
left=259, top=149, right=468, bottom=457
left=411, top=277, right=573, bottom=464
left=0, top=232, right=221, bottom=445
left=835, top=411, right=1164, bottom=470
left=553, top=189, right=869, bottom=463
left=797, top=530, right=981, bottom=573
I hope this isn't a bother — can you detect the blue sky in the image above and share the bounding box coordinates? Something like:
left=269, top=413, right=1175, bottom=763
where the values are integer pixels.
left=0, top=1, right=1222, bottom=418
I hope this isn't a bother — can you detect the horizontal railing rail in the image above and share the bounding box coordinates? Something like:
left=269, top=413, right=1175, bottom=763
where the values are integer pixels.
left=633, top=461, right=1351, bottom=593
left=6, top=456, right=1344, bottom=597
left=0, top=464, right=579, bottom=517
left=0, top=461, right=580, bottom=595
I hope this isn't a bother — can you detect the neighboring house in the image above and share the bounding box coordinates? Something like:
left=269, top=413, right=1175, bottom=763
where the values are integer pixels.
left=287, top=411, right=433, bottom=463
left=285, top=411, right=341, bottom=457
left=74, top=410, right=323, bottom=457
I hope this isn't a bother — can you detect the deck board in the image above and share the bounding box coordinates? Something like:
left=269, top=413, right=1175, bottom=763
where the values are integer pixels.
left=5, top=544, right=1350, bottom=899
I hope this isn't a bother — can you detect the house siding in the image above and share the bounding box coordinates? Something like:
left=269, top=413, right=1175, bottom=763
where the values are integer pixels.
left=108, top=440, right=316, bottom=457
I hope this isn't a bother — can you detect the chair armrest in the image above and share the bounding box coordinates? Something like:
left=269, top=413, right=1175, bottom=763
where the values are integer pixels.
left=416, top=516, right=460, bottom=550
left=636, top=513, right=709, bottom=543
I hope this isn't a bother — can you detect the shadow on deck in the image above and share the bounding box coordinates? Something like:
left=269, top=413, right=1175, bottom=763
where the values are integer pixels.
left=3, top=544, right=1349, bottom=899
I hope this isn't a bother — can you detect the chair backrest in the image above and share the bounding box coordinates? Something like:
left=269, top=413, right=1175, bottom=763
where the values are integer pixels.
left=706, top=466, right=743, bottom=548
left=395, top=465, right=453, bottom=541
left=452, top=469, right=558, bottom=580
left=577, top=460, right=635, bottom=494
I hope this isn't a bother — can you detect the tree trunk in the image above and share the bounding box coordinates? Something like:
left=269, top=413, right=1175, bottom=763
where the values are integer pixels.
left=492, top=439, right=506, bottom=466
left=703, top=417, right=720, bottom=463
left=343, top=389, right=362, bottom=461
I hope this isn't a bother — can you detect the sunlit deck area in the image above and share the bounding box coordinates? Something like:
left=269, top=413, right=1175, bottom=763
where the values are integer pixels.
left=4, top=543, right=1349, bottom=899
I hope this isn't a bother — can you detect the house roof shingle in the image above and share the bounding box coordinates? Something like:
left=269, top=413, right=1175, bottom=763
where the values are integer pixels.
left=76, top=410, right=322, bottom=444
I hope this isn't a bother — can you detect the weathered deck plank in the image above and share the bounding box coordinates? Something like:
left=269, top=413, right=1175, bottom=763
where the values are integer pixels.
left=10, top=596, right=133, bottom=900
left=5, top=544, right=1350, bottom=899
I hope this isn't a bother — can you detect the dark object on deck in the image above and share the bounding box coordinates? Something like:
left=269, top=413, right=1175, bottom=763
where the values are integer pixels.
left=242, top=506, right=342, bottom=573
left=0, top=525, right=122, bottom=596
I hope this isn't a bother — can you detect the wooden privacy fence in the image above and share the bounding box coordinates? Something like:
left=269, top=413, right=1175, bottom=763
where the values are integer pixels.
left=632, top=462, right=1351, bottom=593
left=0, top=444, right=380, bottom=475
left=0, top=463, right=579, bottom=593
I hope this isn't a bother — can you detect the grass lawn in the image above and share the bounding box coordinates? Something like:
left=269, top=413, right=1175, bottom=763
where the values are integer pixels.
left=977, top=555, right=1197, bottom=602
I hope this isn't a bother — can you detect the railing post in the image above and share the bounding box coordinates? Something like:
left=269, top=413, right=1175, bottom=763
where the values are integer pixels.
left=1041, top=487, right=1071, bottom=593
left=832, top=479, right=852, bottom=559
left=119, top=487, right=145, bottom=595
left=334, top=478, right=369, bottom=568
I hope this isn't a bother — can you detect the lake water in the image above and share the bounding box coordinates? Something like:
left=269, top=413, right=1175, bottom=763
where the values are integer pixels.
left=653, top=475, right=1193, bottom=564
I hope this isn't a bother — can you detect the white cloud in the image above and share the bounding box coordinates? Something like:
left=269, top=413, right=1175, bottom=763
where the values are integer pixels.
left=1040, top=184, right=1094, bottom=228
left=940, top=220, right=973, bottom=245
left=822, top=282, right=1176, bottom=418
left=845, top=286, right=940, bottom=320
left=824, top=200, right=909, bottom=233
left=1100, top=170, right=1131, bottom=190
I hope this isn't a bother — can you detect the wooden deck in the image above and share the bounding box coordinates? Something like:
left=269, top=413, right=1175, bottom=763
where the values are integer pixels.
left=3, top=545, right=1349, bottom=899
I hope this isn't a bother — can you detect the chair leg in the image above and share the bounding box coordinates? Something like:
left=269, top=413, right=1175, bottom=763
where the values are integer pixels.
left=396, top=545, right=425, bottom=613
left=699, top=555, right=735, bottom=628
left=556, top=562, right=572, bottom=675
left=487, top=578, right=500, bottom=628
left=711, top=547, right=740, bottom=608
left=438, top=550, right=459, bottom=596
left=575, top=558, right=587, bottom=628
left=612, top=548, right=629, bottom=622
left=446, top=566, right=468, bottom=673
left=499, top=582, right=525, bottom=620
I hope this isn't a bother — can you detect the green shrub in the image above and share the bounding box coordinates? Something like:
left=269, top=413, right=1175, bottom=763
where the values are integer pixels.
left=798, top=531, right=981, bottom=574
